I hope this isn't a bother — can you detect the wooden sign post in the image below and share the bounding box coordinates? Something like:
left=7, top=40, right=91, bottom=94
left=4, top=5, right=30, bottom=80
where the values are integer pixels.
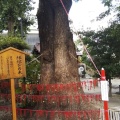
left=0, top=47, right=29, bottom=120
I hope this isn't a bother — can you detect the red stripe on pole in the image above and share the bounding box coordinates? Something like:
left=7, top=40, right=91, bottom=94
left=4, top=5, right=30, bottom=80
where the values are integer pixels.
left=101, top=68, right=109, bottom=120
left=101, top=68, right=106, bottom=80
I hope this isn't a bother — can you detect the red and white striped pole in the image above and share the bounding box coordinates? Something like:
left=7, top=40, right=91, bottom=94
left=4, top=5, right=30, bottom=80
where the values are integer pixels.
left=101, top=68, right=109, bottom=120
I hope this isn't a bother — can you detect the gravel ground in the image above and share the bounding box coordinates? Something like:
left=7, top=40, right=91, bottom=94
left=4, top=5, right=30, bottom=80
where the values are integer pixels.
left=81, top=78, right=120, bottom=109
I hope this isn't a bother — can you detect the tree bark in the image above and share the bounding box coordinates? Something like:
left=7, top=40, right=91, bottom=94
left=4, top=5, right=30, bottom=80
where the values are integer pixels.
left=8, top=16, right=14, bottom=35
left=37, top=0, right=97, bottom=119
left=37, top=0, right=79, bottom=85
left=108, top=79, right=112, bottom=97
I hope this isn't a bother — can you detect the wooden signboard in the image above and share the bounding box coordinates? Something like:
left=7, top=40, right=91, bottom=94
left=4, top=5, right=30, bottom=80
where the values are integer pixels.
left=0, top=47, right=29, bottom=120
left=0, top=47, right=28, bottom=80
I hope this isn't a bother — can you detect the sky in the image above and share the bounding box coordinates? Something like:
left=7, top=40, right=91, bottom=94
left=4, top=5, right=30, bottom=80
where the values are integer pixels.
left=69, top=0, right=110, bottom=31
left=32, top=0, right=113, bottom=32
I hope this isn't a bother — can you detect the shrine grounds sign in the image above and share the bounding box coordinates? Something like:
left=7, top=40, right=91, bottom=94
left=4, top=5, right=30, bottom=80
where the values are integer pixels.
left=0, top=47, right=28, bottom=80
left=0, top=47, right=29, bottom=120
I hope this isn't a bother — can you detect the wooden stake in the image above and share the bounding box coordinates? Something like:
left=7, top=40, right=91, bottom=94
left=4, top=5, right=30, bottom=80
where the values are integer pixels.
left=10, top=78, right=17, bottom=120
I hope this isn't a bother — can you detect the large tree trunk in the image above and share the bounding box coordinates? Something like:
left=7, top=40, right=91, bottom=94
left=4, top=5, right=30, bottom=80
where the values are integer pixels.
left=37, top=0, right=97, bottom=120
left=37, top=0, right=79, bottom=86
left=8, top=16, right=14, bottom=35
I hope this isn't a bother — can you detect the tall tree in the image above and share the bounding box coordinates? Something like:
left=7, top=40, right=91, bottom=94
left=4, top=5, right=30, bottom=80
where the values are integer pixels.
left=81, top=23, right=120, bottom=96
left=0, top=0, right=34, bottom=35
left=0, top=36, right=30, bottom=50
left=37, top=0, right=79, bottom=85
left=99, top=0, right=120, bottom=22
left=37, top=0, right=97, bottom=120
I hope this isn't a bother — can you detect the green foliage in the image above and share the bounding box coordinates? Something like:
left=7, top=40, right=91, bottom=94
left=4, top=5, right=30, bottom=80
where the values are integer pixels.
left=0, top=35, right=30, bottom=50
left=81, top=23, right=120, bottom=79
left=15, top=87, right=22, bottom=94
left=26, top=56, right=40, bottom=83
left=0, top=0, right=35, bottom=34
left=99, top=0, right=120, bottom=21
left=15, top=17, right=34, bottom=36
left=74, top=39, right=81, bottom=49
left=74, top=39, right=83, bottom=53
left=102, top=0, right=112, bottom=7
left=74, top=39, right=81, bottom=45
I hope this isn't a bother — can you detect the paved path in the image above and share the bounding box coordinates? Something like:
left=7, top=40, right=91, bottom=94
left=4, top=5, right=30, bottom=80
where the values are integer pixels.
left=81, top=78, right=120, bottom=109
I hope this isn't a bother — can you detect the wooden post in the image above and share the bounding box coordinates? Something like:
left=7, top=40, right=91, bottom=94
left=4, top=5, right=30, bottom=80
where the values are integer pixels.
left=101, top=68, right=109, bottom=120
left=0, top=47, right=29, bottom=120
left=10, top=79, right=17, bottom=120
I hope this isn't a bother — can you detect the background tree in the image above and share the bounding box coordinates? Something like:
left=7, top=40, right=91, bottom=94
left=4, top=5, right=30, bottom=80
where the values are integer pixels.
left=26, top=56, right=40, bottom=84
left=81, top=22, right=120, bottom=96
left=0, top=35, right=29, bottom=50
left=0, top=0, right=35, bottom=35
left=99, top=0, right=120, bottom=22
